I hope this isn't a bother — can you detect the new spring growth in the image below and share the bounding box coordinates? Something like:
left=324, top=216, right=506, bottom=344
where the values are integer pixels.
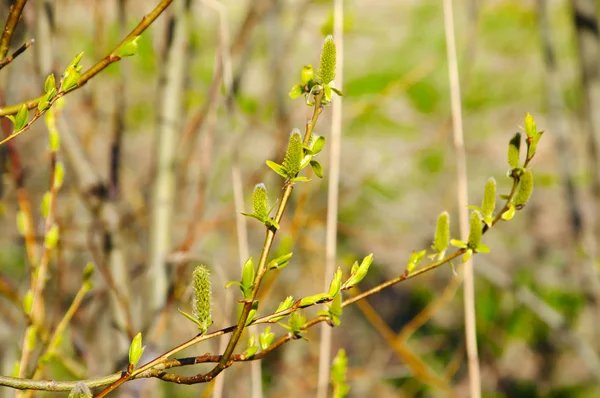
left=259, top=327, right=275, bottom=350
left=115, top=35, right=140, bottom=58
left=331, top=349, right=350, bottom=398
left=7, top=104, right=28, bottom=131
left=192, top=265, right=212, bottom=333
left=318, top=290, right=343, bottom=326
left=317, top=36, right=336, bottom=85
left=128, top=333, right=145, bottom=368
left=266, top=129, right=304, bottom=180
left=68, top=382, right=92, bottom=398
left=272, top=296, right=294, bottom=322
left=343, top=254, right=374, bottom=289
left=252, top=183, right=269, bottom=221
left=179, top=265, right=213, bottom=332
left=482, top=178, right=496, bottom=225
left=287, top=311, right=306, bottom=338
left=243, top=333, right=258, bottom=358
left=406, top=250, right=426, bottom=273
left=61, top=52, right=84, bottom=92
left=524, top=113, right=543, bottom=160
left=225, top=258, right=255, bottom=299
left=432, top=212, right=450, bottom=258
left=317, top=35, right=342, bottom=103
left=508, top=132, right=521, bottom=169
left=467, top=212, right=483, bottom=250
left=514, top=170, right=533, bottom=209
left=328, top=267, right=343, bottom=298
left=39, top=73, right=57, bottom=112
left=283, top=129, right=303, bottom=177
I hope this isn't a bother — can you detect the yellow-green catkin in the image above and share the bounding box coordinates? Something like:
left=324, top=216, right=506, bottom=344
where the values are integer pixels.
left=515, top=170, right=533, bottom=207
left=317, top=36, right=336, bottom=85
left=283, top=129, right=303, bottom=176
left=482, top=178, right=496, bottom=220
left=252, top=183, right=269, bottom=220
left=192, top=265, right=212, bottom=333
left=467, top=212, right=483, bottom=249
left=432, top=211, right=450, bottom=254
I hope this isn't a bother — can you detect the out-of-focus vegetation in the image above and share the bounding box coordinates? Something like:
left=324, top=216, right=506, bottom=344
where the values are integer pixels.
left=0, top=0, right=599, bottom=397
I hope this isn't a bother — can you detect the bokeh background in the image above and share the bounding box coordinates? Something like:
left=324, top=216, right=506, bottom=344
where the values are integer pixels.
left=1, top=0, right=599, bottom=397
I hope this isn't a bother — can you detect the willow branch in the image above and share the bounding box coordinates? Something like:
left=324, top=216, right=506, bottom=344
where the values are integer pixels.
left=0, top=0, right=173, bottom=118
left=0, top=0, right=27, bottom=59
left=0, top=38, right=33, bottom=71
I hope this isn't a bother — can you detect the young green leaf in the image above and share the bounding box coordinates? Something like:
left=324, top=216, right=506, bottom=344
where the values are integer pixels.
left=299, top=293, right=329, bottom=307
left=508, top=132, right=521, bottom=169
left=407, top=250, right=426, bottom=273
left=259, top=327, right=275, bottom=351
left=301, top=64, right=314, bottom=84
left=289, top=84, right=303, bottom=99
left=243, top=333, right=258, bottom=358
left=272, top=296, right=294, bottom=322
left=266, top=160, right=288, bottom=178
left=502, top=205, right=516, bottom=220
left=451, top=239, right=468, bottom=249
left=241, top=257, right=255, bottom=299
left=61, top=64, right=80, bottom=92
left=524, top=112, right=536, bottom=139
left=13, top=104, right=29, bottom=131
left=328, top=267, right=343, bottom=298
left=44, top=73, right=56, bottom=93
left=310, top=160, right=324, bottom=178
left=267, top=252, right=293, bottom=270
left=344, top=254, right=374, bottom=288
left=287, top=311, right=306, bottom=337
left=310, top=134, right=326, bottom=154
left=317, top=36, right=336, bottom=85
left=128, top=333, right=145, bottom=367
left=115, top=35, right=140, bottom=58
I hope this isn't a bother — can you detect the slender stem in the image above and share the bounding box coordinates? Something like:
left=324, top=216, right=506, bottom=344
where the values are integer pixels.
left=0, top=0, right=27, bottom=59
left=0, top=38, right=34, bottom=71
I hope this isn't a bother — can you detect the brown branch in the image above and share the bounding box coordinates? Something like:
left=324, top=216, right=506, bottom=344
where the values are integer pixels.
left=0, top=0, right=27, bottom=59
left=0, top=37, right=33, bottom=70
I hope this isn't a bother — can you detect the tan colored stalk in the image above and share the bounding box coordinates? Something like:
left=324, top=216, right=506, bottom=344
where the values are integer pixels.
left=317, top=1, right=344, bottom=397
left=442, top=0, right=480, bottom=396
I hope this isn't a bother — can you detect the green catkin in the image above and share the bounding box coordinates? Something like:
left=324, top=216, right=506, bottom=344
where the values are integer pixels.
left=514, top=170, right=533, bottom=208
left=467, top=211, right=483, bottom=249
left=283, top=129, right=303, bottom=176
left=317, top=36, right=336, bottom=84
left=192, top=265, right=212, bottom=333
left=508, top=132, right=521, bottom=169
left=432, top=212, right=450, bottom=254
left=252, top=183, right=269, bottom=220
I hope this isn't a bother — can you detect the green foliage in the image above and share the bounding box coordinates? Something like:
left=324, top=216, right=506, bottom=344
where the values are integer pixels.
left=243, top=333, right=258, bottom=358
left=508, top=132, right=521, bottom=169
left=343, top=254, right=374, bottom=289
left=115, top=35, right=140, bottom=58
left=225, top=258, right=255, bottom=300
left=406, top=250, right=426, bottom=273
left=128, top=333, right=145, bottom=368
left=7, top=104, right=28, bottom=131
left=272, top=296, right=294, bottom=322
left=259, top=327, right=275, bottom=350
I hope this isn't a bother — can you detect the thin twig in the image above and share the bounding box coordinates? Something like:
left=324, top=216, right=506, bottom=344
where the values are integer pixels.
left=0, top=0, right=27, bottom=59
left=0, top=38, right=33, bottom=71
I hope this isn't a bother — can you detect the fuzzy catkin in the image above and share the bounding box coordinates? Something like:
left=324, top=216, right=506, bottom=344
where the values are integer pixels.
left=192, top=265, right=212, bottom=333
